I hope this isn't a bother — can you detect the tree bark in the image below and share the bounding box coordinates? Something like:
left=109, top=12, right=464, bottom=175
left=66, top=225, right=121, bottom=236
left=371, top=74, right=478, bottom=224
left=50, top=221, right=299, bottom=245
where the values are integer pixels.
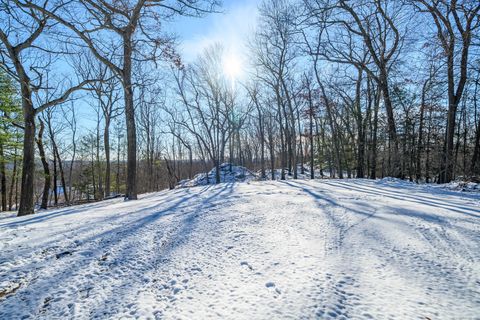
left=256, top=104, right=266, bottom=179
left=45, top=113, right=69, bottom=205
left=379, top=69, right=400, bottom=177
left=319, top=82, right=343, bottom=178
left=355, top=68, right=365, bottom=178
left=268, top=122, right=275, bottom=180
left=52, top=149, right=58, bottom=205
left=370, top=83, right=380, bottom=179
left=469, top=74, right=480, bottom=176
left=416, top=78, right=428, bottom=182
left=0, top=143, right=7, bottom=211
left=214, top=159, right=221, bottom=183
left=18, top=102, right=36, bottom=216
left=116, top=131, right=121, bottom=195
left=104, top=118, right=111, bottom=197
left=36, top=119, right=50, bottom=210
left=123, top=36, right=138, bottom=200
left=310, top=106, right=315, bottom=179
left=471, top=118, right=480, bottom=175
left=8, top=140, right=18, bottom=211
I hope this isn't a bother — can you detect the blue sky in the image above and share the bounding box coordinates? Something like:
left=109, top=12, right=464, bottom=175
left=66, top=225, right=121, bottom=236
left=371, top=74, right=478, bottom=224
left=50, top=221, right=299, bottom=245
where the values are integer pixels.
left=171, top=0, right=260, bottom=63
left=63, top=1, right=262, bottom=138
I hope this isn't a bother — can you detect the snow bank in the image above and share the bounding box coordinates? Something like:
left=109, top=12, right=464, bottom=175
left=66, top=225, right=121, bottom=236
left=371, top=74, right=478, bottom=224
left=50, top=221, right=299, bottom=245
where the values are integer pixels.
left=443, top=181, right=480, bottom=192
left=377, top=176, right=480, bottom=193
left=176, top=163, right=257, bottom=188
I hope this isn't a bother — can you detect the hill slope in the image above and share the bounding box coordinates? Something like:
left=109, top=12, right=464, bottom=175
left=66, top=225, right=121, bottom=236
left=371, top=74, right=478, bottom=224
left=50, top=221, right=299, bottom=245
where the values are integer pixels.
left=1, top=179, right=479, bottom=319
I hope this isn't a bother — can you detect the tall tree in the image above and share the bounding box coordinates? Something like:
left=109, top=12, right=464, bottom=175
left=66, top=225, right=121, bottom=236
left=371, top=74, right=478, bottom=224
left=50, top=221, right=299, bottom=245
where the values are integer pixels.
left=412, top=0, right=480, bottom=183
left=0, top=2, right=95, bottom=215
left=25, top=0, right=220, bottom=200
left=0, top=69, right=21, bottom=211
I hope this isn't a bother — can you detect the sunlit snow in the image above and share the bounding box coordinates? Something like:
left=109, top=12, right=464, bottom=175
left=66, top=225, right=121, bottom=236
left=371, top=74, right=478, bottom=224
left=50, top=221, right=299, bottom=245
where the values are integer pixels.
left=0, top=179, right=479, bottom=319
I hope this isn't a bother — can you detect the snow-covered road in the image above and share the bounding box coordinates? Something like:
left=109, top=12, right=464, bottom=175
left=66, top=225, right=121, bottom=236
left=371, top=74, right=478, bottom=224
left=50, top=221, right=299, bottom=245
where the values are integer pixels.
left=1, top=179, right=479, bottom=319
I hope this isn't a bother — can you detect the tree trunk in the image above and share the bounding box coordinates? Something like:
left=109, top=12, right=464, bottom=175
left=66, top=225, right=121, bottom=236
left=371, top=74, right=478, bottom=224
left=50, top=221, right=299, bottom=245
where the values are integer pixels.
left=124, top=36, right=138, bottom=200
left=269, top=125, right=275, bottom=180
left=296, top=105, right=304, bottom=176
left=90, top=144, right=96, bottom=199
left=95, top=118, right=103, bottom=200
left=68, top=106, right=77, bottom=203
left=36, top=119, right=50, bottom=210
left=310, top=107, right=314, bottom=179
left=52, top=139, right=68, bottom=204
left=0, top=143, right=7, bottom=211
left=18, top=99, right=36, bottom=216
left=355, top=69, right=365, bottom=178
left=471, top=118, right=480, bottom=176
left=257, top=109, right=266, bottom=179
left=102, top=120, right=111, bottom=196
left=319, top=82, right=343, bottom=178
left=439, top=27, right=471, bottom=183
left=280, top=122, right=286, bottom=180
left=469, top=75, right=479, bottom=176
left=425, top=107, right=433, bottom=183
left=52, top=147, right=58, bottom=206
left=215, top=158, right=220, bottom=183
left=370, top=84, right=380, bottom=180
left=188, top=147, right=193, bottom=179
left=281, top=80, right=297, bottom=179
left=379, top=69, right=400, bottom=178
left=116, top=132, right=121, bottom=195
left=440, top=84, right=458, bottom=184
left=8, top=140, right=18, bottom=211
left=416, top=81, right=427, bottom=182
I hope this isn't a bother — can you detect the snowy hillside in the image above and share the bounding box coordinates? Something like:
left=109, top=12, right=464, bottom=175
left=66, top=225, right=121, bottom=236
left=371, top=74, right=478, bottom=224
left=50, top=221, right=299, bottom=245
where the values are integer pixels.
left=0, top=179, right=479, bottom=319
left=176, top=163, right=257, bottom=187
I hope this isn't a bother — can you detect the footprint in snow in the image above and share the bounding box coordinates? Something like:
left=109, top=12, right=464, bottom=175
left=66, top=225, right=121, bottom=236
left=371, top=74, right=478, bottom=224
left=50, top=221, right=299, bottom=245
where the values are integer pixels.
left=240, top=261, right=253, bottom=271
left=266, top=282, right=281, bottom=295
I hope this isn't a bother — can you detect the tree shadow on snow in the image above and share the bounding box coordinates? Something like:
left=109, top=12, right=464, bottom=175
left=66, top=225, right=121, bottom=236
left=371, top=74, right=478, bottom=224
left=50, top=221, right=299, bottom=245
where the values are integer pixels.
left=321, top=180, right=479, bottom=219
left=0, top=183, right=236, bottom=318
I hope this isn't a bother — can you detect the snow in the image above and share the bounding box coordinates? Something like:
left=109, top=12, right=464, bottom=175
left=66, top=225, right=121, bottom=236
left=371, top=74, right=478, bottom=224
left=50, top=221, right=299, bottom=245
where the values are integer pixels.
left=442, top=180, right=480, bottom=192
left=176, top=163, right=256, bottom=188
left=264, top=165, right=325, bottom=180
left=0, top=179, right=479, bottom=319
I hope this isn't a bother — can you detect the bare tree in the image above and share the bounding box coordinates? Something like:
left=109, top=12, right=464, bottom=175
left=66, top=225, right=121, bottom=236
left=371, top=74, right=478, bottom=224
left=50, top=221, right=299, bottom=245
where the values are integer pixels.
left=23, top=0, right=220, bottom=200
left=0, top=1, right=99, bottom=215
left=252, top=0, right=300, bottom=179
left=172, top=45, right=238, bottom=183
left=35, top=118, right=49, bottom=209
left=411, top=0, right=480, bottom=183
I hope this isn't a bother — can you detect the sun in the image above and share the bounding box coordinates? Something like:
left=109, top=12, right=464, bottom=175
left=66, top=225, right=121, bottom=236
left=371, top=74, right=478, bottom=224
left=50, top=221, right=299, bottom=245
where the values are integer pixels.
left=222, top=52, right=243, bottom=83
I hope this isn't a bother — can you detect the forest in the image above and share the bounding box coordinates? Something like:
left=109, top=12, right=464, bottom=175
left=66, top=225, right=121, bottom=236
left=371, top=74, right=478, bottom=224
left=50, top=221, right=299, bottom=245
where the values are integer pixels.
left=1, top=0, right=479, bottom=216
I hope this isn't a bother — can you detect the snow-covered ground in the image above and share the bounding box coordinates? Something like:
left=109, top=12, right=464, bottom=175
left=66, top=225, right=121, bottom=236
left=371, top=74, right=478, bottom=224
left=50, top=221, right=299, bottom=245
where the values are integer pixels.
left=1, top=179, right=479, bottom=319
left=176, top=163, right=256, bottom=188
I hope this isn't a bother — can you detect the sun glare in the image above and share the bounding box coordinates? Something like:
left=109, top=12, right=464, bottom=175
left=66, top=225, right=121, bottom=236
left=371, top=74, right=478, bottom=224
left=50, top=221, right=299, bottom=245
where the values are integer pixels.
left=222, top=53, right=243, bottom=84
